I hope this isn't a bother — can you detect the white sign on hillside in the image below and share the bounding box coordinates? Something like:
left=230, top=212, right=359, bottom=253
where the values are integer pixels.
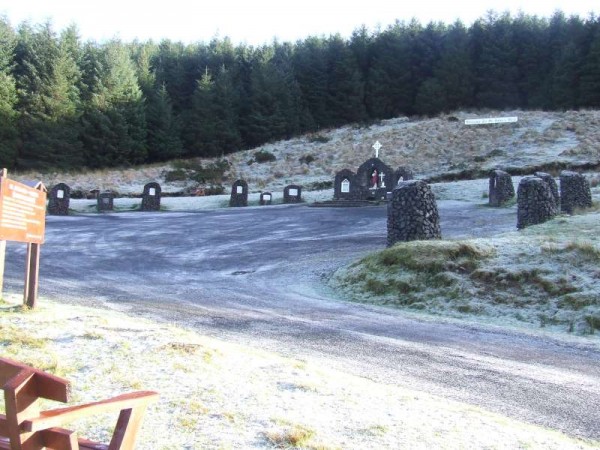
left=465, top=117, right=518, bottom=125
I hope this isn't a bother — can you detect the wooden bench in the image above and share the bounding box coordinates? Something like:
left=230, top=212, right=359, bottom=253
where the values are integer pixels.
left=0, top=357, right=158, bottom=450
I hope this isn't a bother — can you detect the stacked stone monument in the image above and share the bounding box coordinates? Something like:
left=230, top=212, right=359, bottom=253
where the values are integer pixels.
left=283, top=185, right=302, bottom=203
left=516, top=176, right=558, bottom=229
left=260, top=192, right=272, bottom=205
left=97, top=191, right=115, bottom=212
left=488, top=170, right=515, bottom=206
left=47, top=183, right=71, bottom=215
left=559, top=170, right=592, bottom=214
left=229, top=180, right=249, bottom=207
left=141, top=182, right=161, bottom=211
left=387, top=180, right=441, bottom=246
left=534, top=172, right=560, bottom=209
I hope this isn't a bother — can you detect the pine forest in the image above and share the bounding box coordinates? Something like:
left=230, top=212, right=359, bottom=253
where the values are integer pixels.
left=0, top=11, right=599, bottom=171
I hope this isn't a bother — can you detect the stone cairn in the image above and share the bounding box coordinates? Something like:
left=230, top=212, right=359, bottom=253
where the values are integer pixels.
left=283, top=185, right=302, bottom=203
left=141, top=182, right=161, bottom=211
left=229, top=180, right=248, bottom=207
left=534, top=172, right=560, bottom=209
left=560, top=170, right=592, bottom=214
left=387, top=180, right=441, bottom=246
left=47, top=183, right=71, bottom=215
left=260, top=192, right=272, bottom=205
left=517, top=176, right=558, bottom=229
left=97, top=191, right=115, bottom=212
left=488, top=169, right=515, bottom=206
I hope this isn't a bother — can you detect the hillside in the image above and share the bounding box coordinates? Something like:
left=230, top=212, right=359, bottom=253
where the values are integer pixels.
left=13, top=110, right=600, bottom=197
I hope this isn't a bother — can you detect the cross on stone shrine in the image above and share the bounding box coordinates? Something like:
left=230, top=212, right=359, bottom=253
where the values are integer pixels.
left=372, top=141, right=382, bottom=158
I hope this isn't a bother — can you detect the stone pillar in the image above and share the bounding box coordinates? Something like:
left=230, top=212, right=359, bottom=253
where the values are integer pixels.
left=97, top=191, right=115, bottom=212
left=488, top=169, right=515, bottom=206
left=387, top=180, right=441, bottom=246
left=229, top=180, right=248, bottom=207
left=517, top=176, right=558, bottom=229
left=283, top=185, right=302, bottom=203
left=560, top=171, right=592, bottom=214
left=534, top=172, right=560, bottom=209
left=260, top=192, right=272, bottom=205
left=47, top=183, right=71, bottom=216
left=141, top=182, right=161, bottom=211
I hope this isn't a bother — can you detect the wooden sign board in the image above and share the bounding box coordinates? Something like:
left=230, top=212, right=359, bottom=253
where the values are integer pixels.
left=0, top=178, right=47, bottom=244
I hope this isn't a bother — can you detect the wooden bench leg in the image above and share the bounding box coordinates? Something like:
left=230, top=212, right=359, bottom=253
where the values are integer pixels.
left=107, top=406, right=149, bottom=450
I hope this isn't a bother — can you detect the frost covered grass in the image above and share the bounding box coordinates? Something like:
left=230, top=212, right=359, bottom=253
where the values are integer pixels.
left=330, top=209, right=600, bottom=335
left=1, top=297, right=597, bottom=449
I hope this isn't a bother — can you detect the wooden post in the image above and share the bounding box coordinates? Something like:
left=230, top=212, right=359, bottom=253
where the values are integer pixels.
left=0, top=168, right=6, bottom=300
left=24, top=242, right=41, bottom=308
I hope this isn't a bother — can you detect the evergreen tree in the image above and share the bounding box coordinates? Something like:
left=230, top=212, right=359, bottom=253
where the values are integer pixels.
left=579, top=26, right=600, bottom=107
left=434, top=20, right=474, bottom=110
left=80, top=40, right=147, bottom=167
left=14, top=22, right=83, bottom=170
left=292, top=37, right=327, bottom=129
left=0, top=17, right=18, bottom=168
left=471, top=13, right=520, bottom=109
left=146, top=83, right=183, bottom=161
left=366, top=22, right=414, bottom=118
left=325, top=34, right=367, bottom=126
left=189, top=66, right=241, bottom=157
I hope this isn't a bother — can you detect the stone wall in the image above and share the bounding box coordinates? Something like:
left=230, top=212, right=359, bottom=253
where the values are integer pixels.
left=387, top=180, right=441, bottom=246
left=560, top=170, right=592, bottom=214
left=47, top=183, right=70, bottom=215
left=488, top=170, right=515, bottom=207
left=517, top=176, right=558, bottom=229
left=229, top=180, right=248, bottom=207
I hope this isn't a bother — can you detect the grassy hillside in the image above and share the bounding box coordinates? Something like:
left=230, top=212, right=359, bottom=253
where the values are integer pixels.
left=12, top=110, right=600, bottom=196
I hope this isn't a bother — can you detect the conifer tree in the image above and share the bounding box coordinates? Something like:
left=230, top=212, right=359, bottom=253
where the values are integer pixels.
left=14, top=22, right=83, bottom=170
left=0, top=17, right=18, bottom=168
left=80, top=40, right=147, bottom=167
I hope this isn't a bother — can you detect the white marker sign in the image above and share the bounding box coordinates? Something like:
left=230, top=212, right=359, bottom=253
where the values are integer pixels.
left=465, top=117, right=518, bottom=125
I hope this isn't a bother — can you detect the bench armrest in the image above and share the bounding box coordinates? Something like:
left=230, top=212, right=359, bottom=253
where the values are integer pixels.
left=22, top=391, right=158, bottom=433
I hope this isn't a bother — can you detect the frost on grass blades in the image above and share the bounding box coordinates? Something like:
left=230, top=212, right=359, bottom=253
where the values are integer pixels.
left=330, top=212, right=600, bottom=335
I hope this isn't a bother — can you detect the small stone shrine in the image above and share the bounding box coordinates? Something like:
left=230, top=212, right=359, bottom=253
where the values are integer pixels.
left=283, top=185, right=302, bottom=203
left=334, top=169, right=359, bottom=201
left=517, top=176, right=558, bottom=229
left=332, top=141, right=412, bottom=203
left=229, top=180, right=248, bottom=207
left=488, top=169, right=515, bottom=206
left=260, top=192, right=272, bottom=205
left=559, top=170, right=592, bottom=214
left=97, top=191, right=115, bottom=212
left=47, top=183, right=71, bottom=215
left=387, top=180, right=441, bottom=246
left=534, top=172, right=559, bottom=208
left=141, top=182, right=161, bottom=211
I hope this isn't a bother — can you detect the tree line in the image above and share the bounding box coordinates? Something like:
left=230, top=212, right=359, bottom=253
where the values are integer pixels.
left=0, top=11, right=599, bottom=171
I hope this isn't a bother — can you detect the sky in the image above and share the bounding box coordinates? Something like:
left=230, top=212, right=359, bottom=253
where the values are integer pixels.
left=1, top=0, right=598, bottom=46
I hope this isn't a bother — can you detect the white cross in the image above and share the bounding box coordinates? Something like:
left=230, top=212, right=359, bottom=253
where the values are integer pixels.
left=372, top=141, right=382, bottom=158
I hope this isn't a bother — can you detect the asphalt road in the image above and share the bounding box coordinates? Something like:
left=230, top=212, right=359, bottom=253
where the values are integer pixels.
left=4, top=201, right=600, bottom=440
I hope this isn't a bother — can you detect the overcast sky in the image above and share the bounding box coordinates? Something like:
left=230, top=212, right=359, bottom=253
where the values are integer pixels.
left=1, top=0, right=598, bottom=45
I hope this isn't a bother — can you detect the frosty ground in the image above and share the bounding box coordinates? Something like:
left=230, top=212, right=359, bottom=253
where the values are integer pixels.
left=3, top=110, right=600, bottom=449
